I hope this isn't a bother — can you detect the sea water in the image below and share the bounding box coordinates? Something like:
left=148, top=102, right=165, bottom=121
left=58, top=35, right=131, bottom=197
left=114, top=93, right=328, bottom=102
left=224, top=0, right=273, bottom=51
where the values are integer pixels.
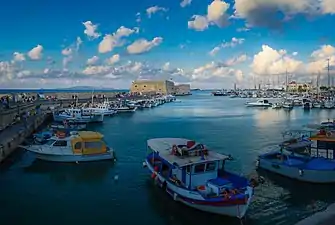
left=1, top=91, right=335, bottom=225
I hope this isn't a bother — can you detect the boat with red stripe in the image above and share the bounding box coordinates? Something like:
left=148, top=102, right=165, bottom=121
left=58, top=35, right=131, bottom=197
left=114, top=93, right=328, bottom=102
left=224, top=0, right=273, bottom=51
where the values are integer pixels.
left=143, top=138, right=256, bottom=219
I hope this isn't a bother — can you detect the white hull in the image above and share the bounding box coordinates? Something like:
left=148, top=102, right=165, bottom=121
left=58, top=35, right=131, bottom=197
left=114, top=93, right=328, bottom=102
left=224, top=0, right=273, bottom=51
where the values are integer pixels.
left=115, top=107, right=137, bottom=112
left=28, top=150, right=115, bottom=162
left=246, top=104, right=272, bottom=107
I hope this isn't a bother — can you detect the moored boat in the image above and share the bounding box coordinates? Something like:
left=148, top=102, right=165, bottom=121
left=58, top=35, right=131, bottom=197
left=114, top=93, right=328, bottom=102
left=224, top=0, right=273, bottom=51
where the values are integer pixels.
left=143, top=138, right=254, bottom=218
left=53, top=108, right=104, bottom=123
left=21, top=131, right=116, bottom=162
left=256, top=129, right=335, bottom=183
left=245, top=99, right=272, bottom=107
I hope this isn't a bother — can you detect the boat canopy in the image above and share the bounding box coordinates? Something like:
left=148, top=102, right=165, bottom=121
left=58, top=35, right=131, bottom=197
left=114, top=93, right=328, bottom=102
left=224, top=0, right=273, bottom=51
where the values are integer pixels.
left=147, top=138, right=229, bottom=167
left=71, top=131, right=106, bottom=155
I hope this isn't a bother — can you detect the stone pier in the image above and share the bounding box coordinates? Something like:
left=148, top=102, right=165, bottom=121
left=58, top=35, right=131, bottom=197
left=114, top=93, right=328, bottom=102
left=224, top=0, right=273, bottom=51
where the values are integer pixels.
left=0, top=113, right=49, bottom=163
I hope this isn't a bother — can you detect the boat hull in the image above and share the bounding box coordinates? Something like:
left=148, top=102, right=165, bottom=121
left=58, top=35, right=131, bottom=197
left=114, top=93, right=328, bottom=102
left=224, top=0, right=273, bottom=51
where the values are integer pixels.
left=145, top=160, right=252, bottom=218
left=53, top=114, right=104, bottom=123
left=29, top=151, right=115, bottom=162
left=257, top=157, right=335, bottom=183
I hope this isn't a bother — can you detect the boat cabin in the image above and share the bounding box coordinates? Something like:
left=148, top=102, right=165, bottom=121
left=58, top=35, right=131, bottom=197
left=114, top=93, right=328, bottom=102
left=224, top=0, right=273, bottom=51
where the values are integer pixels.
left=309, top=130, right=335, bottom=159
left=45, top=131, right=108, bottom=155
left=147, top=138, right=230, bottom=191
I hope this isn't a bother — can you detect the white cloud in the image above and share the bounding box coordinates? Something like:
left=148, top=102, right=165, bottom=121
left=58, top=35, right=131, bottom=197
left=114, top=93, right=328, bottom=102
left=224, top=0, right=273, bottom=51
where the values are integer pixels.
left=0, top=61, right=16, bottom=80
left=82, top=65, right=111, bottom=75
left=188, top=15, right=209, bottom=31
left=307, top=45, right=335, bottom=73
left=27, top=45, right=43, bottom=60
left=188, top=0, right=230, bottom=31
left=127, top=37, right=163, bottom=54
left=226, top=54, right=248, bottom=66
left=13, top=52, right=25, bottom=62
left=180, top=0, right=192, bottom=8
left=146, top=6, right=168, bottom=18
left=207, top=0, right=230, bottom=27
left=251, top=45, right=303, bottom=75
left=292, top=52, right=298, bottom=56
left=321, top=0, right=335, bottom=14
left=209, top=46, right=221, bottom=56
left=98, top=26, right=137, bottom=54
left=107, top=54, right=120, bottom=65
left=82, top=21, right=100, bottom=39
left=87, top=56, right=99, bottom=65
left=136, top=12, right=141, bottom=23
left=162, top=62, right=170, bottom=70
left=76, top=37, right=83, bottom=51
left=61, top=48, right=72, bottom=56
left=222, top=37, right=245, bottom=48
left=17, top=70, right=31, bottom=78
left=63, top=56, right=73, bottom=68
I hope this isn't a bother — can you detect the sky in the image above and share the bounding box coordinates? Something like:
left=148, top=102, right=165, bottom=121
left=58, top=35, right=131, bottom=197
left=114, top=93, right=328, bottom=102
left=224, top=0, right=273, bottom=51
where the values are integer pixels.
left=1, top=0, right=335, bottom=89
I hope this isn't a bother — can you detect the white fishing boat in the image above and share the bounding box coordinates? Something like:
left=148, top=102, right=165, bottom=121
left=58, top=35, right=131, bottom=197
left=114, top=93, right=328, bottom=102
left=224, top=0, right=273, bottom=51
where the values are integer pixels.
left=245, top=99, right=272, bottom=107
left=53, top=108, right=104, bottom=123
left=21, top=131, right=116, bottom=162
left=113, top=105, right=137, bottom=113
left=272, top=102, right=282, bottom=109
left=143, top=138, right=256, bottom=218
left=86, top=102, right=117, bottom=116
left=324, top=99, right=334, bottom=109
left=282, top=101, right=294, bottom=110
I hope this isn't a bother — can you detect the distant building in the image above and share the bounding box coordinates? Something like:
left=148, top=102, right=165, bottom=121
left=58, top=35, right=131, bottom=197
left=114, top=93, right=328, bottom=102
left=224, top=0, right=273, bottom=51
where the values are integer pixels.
left=175, top=84, right=191, bottom=96
left=130, top=80, right=175, bottom=94
left=286, top=81, right=313, bottom=92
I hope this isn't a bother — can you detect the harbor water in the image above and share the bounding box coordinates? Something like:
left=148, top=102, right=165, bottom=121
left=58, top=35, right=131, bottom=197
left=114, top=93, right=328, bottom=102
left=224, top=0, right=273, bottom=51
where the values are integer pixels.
left=1, top=91, right=335, bottom=225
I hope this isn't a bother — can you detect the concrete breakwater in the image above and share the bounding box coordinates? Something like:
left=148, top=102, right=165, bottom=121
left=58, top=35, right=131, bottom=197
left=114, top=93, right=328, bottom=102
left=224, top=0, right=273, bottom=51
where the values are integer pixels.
left=0, top=113, right=49, bottom=163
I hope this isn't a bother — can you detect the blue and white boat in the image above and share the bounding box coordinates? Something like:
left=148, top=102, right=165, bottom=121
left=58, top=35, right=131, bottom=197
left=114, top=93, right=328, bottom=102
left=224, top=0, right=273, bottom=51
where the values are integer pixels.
left=143, top=138, right=254, bottom=218
left=53, top=108, right=104, bottom=123
left=256, top=130, right=335, bottom=183
left=50, top=120, right=87, bottom=131
left=21, top=131, right=116, bottom=162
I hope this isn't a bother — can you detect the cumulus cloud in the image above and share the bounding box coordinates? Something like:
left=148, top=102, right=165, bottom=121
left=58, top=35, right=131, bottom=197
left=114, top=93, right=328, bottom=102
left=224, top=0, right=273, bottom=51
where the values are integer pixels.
left=107, top=54, right=120, bottom=65
left=225, top=54, right=248, bottom=66
left=307, top=45, right=335, bottom=73
left=233, top=0, right=323, bottom=29
left=188, top=0, right=230, bottom=31
left=321, top=0, right=335, bottom=14
left=98, top=26, right=137, bottom=54
left=0, top=61, right=16, bottom=81
left=180, top=0, right=192, bottom=8
left=127, top=37, right=163, bottom=54
left=27, top=45, right=43, bottom=60
left=146, top=6, right=168, bottom=18
left=82, top=21, right=100, bottom=39
left=188, top=15, right=209, bottom=31
left=251, top=45, right=303, bottom=75
left=87, top=56, right=99, bottom=65
left=13, top=52, right=25, bottom=62
left=76, top=37, right=83, bottom=51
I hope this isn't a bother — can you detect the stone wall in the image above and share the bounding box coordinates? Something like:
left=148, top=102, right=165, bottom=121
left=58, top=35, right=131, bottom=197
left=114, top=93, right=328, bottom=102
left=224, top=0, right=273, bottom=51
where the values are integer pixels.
left=0, top=103, right=36, bottom=130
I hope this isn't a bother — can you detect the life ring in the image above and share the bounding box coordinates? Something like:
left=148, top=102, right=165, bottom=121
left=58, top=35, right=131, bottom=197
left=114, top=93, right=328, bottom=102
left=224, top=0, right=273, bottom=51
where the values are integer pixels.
left=197, top=185, right=206, bottom=191
left=327, top=131, right=332, bottom=137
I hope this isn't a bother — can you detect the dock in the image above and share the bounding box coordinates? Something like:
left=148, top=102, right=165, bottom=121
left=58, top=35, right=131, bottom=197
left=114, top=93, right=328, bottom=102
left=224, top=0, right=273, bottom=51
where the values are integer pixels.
left=295, top=203, right=335, bottom=225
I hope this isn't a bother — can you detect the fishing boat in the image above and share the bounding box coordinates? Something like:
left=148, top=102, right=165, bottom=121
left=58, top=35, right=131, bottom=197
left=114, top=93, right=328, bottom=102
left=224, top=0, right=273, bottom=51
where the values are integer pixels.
left=53, top=108, right=104, bottom=123
left=324, top=99, right=334, bottom=109
left=86, top=102, right=117, bottom=116
left=245, top=99, right=272, bottom=107
left=50, top=120, right=87, bottom=131
left=272, top=102, right=282, bottom=109
left=21, top=131, right=116, bottom=162
left=256, top=130, right=335, bottom=183
left=143, top=138, right=255, bottom=218
left=282, top=101, right=294, bottom=110
left=113, top=105, right=137, bottom=113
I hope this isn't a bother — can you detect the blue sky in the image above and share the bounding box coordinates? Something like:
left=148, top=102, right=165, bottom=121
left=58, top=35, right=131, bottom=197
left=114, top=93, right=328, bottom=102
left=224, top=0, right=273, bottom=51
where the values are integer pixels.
left=1, top=0, right=335, bottom=89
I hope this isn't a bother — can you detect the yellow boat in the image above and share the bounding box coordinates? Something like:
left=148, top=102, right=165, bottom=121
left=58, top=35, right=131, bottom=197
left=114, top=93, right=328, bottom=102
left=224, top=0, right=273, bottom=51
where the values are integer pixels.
left=22, top=131, right=116, bottom=162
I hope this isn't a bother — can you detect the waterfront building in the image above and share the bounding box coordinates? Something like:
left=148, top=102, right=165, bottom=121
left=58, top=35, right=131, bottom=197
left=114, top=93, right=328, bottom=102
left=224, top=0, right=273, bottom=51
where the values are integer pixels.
left=286, top=81, right=313, bottom=92
left=174, top=84, right=191, bottom=95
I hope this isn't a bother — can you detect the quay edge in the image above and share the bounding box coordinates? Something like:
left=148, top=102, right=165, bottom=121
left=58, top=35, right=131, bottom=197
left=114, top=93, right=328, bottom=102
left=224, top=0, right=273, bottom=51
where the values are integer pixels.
left=0, top=113, right=50, bottom=163
left=295, top=203, right=335, bottom=225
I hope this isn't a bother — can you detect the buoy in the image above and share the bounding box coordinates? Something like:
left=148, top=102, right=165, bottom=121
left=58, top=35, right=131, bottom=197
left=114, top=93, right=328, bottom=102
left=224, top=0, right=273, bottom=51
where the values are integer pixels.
left=114, top=175, right=119, bottom=180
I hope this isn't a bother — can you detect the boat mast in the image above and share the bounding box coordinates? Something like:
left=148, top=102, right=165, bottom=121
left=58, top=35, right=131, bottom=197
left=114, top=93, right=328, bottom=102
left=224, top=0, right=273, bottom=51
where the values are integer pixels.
left=317, top=72, right=320, bottom=99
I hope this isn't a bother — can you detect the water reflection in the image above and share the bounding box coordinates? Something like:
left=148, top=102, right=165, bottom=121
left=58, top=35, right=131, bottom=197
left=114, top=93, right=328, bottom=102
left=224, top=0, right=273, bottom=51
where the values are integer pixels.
left=24, top=160, right=114, bottom=185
